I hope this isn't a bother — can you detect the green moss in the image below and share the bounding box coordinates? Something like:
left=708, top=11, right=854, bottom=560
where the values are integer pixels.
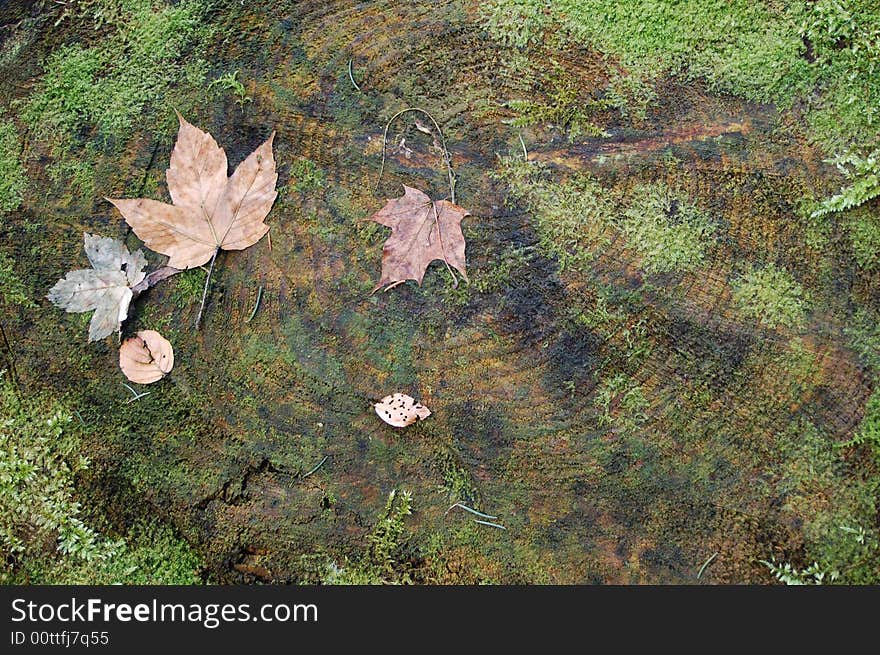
left=777, top=418, right=880, bottom=584
left=0, top=119, right=26, bottom=215
left=594, top=373, right=649, bottom=435
left=22, top=0, right=209, bottom=147
left=573, top=288, right=622, bottom=338
left=472, top=245, right=535, bottom=294
left=0, top=347, right=210, bottom=583
left=0, top=253, right=34, bottom=308
left=434, top=449, right=478, bottom=503
left=290, top=158, right=326, bottom=193
left=507, top=64, right=610, bottom=139
left=480, top=0, right=553, bottom=48
left=56, top=0, right=129, bottom=30
left=327, top=185, right=371, bottom=230
left=815, top=149, right=880, bottom=222
left=326, top=490, right=418, bottom=584
left=436, top=270, right=472, bottom=307
left=132, top=298, right=172, bottom=333
left=3, top=0, right=877, bottom=586
left=604, top=69, right=658, bottom=122
left=569, top=283, right=653, bottom=378
left=798, top=1, right=880, bottom=151
left=207, top=70, right=252, bottom=108
left=761, top=559, right=836, bottom=585
left=483, top=0, right=880, bottom=152
left=168, top=268, right=207, bottom=310
left=841, top=389, right=880, bottom=463
left=732, top=263, right=811, bottom=330
left=0, top=30, right=30, bottom=71
left=845, top=309, right=880, bottom=373
left=847, top=207, right=880, bottom=270
left=18, top=519, right=205, bottom=584
left=485, top=1, right=811, bottom=101
left=21, top=46, right=103, bottom=143
left=493, top=157, right=613, bottom=272
left=47, top=158, right=96, bottom=200
left=0, top=375, right=118, bottom=581
left=618, top=183, right=716, bottom=275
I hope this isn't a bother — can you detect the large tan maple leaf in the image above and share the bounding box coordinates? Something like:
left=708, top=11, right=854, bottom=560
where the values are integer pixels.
left=106, top=113, right=277, bottom=269
left=369, top=185, right=469, bottom=291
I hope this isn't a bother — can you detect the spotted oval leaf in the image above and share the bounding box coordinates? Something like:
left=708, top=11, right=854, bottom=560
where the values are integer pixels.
left=374, top=392, right=431, bottom=427
left=119, top=330, right=174, bottom=384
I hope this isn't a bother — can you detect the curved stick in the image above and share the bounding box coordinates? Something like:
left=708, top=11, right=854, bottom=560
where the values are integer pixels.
left=376, top=107, right=457, bottom=204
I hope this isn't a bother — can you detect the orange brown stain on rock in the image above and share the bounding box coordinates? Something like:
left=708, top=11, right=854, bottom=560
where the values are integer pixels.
left=531, top=117, right=754, bottom=170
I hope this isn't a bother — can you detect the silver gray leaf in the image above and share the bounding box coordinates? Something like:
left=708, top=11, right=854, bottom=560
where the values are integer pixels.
left=47, top=233, right=147, bottom=341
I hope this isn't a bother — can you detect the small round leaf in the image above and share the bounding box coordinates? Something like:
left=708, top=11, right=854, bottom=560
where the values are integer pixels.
left=119, top=330, right=174, bottom=384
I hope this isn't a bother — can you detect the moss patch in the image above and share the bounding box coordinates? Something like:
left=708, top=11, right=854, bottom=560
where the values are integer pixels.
left=482, top=0, right=880, bottom=152
left=619, top=183, right=716, bottom=275
left=0, top=119, right=26, bottom=215
left=493, top=156, right=613, bottom=272
left=732, top=264, right=811, bottom=330
left=22, top=0, right=210, bottom=149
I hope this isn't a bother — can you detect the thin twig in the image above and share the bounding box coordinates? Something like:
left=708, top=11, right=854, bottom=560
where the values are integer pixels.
left=348, top=58, right=361, bottom=92
left=474, top=519, right=507, bottom=530
left=445, top=503, right=498, bottom=520
left=0, top=320, right=19, bottom=391
left=697, top=552, right=719, bottom=579
left=246, top=285, right=264, bottom=323
left=121, top=382, right=150, bottom=403
left=121, top=382, right=139, bottom=398
left=376, top=107, right=457, bottom=204
left=195, top=249, right=219, bottom=329
left=301, top=455, right=329, bottom=479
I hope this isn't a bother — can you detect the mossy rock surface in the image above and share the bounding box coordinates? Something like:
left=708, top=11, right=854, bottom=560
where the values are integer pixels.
left=2, top=0, right=879, bottom=583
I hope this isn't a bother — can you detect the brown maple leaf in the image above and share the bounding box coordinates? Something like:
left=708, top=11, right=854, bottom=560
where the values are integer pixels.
left=368, top=185, right=469, bottom=291
left=106, top=112, right=277, bottom=269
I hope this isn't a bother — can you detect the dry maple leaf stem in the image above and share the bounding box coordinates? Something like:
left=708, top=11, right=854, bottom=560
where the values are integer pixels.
left=130, top=265, right=181, bottom=296
left=430, top=199, right=459, bottom=287
left=376, top=107, right=456, bottom=204
left=195, top=248, right=219, bottom=329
